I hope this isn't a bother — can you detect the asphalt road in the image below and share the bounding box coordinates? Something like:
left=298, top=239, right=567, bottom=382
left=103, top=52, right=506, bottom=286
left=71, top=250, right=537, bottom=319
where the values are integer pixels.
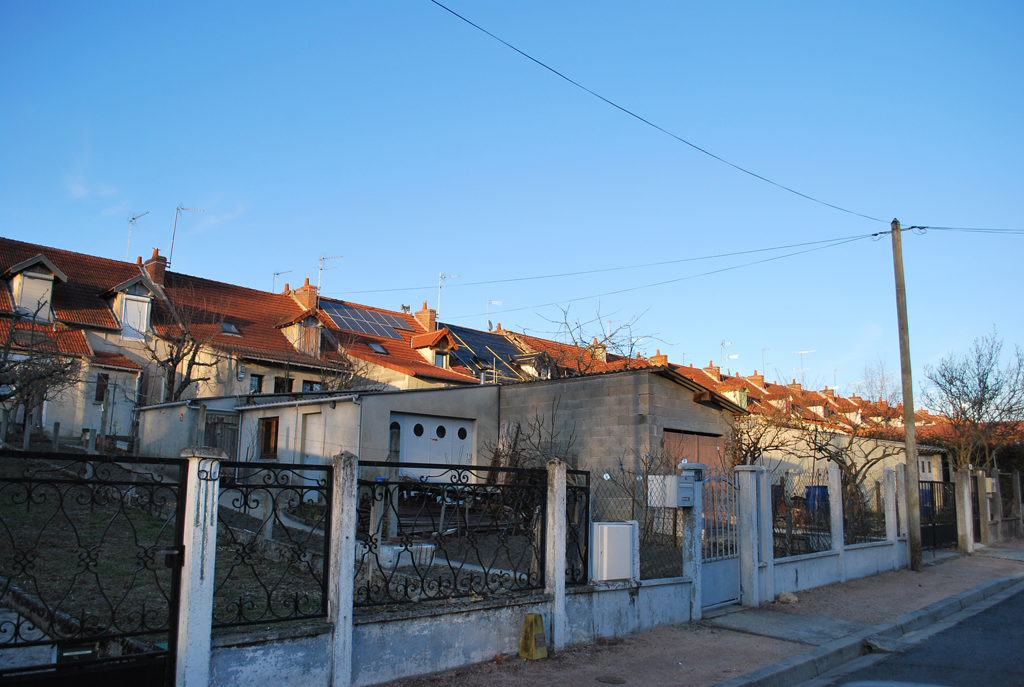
left=836, top=587, right=1024, bottom=687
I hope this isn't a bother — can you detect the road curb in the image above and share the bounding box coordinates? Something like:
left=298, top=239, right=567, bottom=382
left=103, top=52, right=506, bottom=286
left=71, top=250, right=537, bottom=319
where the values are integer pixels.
left=711, top=572, right=1024, bottom=687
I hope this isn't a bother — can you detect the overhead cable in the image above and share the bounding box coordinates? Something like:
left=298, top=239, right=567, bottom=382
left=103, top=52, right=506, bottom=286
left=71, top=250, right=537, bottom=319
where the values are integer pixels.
left=427, top=0, right=886, bottom=224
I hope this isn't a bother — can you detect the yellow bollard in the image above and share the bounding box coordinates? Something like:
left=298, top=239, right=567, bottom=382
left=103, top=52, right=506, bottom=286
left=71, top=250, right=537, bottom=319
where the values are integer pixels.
left=519, top=613, right=548, bottom=660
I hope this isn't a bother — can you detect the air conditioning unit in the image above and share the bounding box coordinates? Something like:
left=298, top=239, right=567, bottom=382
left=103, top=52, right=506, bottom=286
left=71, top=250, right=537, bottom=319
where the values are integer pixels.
left=591, top=521, right=636, bottom=582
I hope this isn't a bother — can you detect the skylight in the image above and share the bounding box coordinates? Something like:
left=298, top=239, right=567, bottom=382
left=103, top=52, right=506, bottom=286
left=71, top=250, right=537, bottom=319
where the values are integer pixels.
left=369, top=343, right=387, bottom=355
left=221, top=322, right=241, bottom=335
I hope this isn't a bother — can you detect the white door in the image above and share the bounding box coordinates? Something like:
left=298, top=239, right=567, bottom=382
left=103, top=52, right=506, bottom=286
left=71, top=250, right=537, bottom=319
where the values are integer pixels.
left=300, top=412, right=325, bottom=465
left=393, top=413, right=473, bottom=481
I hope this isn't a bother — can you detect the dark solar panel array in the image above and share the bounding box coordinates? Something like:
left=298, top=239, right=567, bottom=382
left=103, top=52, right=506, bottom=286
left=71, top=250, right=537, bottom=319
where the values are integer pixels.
left=321, top=302, right=412, bottom=340
left=443, top=323, right=525, bottom=381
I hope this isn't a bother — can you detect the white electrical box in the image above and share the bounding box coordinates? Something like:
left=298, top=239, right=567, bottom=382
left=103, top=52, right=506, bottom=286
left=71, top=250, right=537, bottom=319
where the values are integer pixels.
left=985, top=477, right=996, bottom=493
left=647, top=474, right=697, bottom=508
left=592, top=522, right=636, bottom=582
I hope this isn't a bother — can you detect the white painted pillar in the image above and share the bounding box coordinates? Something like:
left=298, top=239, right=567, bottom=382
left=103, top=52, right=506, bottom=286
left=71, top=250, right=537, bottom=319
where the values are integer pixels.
left=954, top=470, right=974, bottom=553
left=680, top=464, right=704, bottom=621
left=827, top=466, right=845, bottom=583
left=883, top=468, right=898, bottom=570
left=757, top=468, right=774, bottom=603
left=734, top=466, right=761, bottom=607
left=545, top=459, right=567, bottom=652
left=176, top=447, right=225, bottom=687
left=329, top=451, right=359, bottom=687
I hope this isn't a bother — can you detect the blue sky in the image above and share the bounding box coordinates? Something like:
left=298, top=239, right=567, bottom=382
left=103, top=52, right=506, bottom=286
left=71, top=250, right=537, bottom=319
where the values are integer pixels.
left=2, top=2, right=1022, bottom=400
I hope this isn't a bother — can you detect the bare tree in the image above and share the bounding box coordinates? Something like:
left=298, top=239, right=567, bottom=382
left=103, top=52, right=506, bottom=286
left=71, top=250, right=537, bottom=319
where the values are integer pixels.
left=142, top=285, right=224, bottom=403
left=530, top=305, right=653, bottom=376
left=726, top=404, right=802, bottom=472
left=487, top=396, right=579, bottom=471
left=923, top=329, right=1024, bottom=470
left=316, top=331, right=390, bottom=393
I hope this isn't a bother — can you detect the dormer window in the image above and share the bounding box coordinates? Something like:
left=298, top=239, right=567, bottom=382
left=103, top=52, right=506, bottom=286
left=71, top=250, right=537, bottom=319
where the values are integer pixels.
left=434, top=352, right=448, bottom=369
left=221, top=322, right=242, bottom=335
left=120, top=295, right=150, bottom=340
left=5, top=254, right=66, bottom=322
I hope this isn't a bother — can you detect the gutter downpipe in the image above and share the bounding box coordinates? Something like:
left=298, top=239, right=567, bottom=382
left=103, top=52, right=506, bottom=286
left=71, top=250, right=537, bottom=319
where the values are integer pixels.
left=352, top=394, right=362, bottom=461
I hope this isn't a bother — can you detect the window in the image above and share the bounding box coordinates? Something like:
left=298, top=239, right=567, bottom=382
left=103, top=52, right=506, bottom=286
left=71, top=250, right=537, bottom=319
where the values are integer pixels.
left=221, top=322, right=241, bottom=335
left=274, top=376, right=293, bottom=393
left=369, top=343, right=387, bottom=355
left=259, top=417, right=279, bottom=459
left=413, top=423, right=424, bottom=437
left=15, top=273, right=53, bottom=319
left=388, top=421, right=401, bottom=462
left=458, top=427, right=467, bottom=440
left=302, top=380, right=322, bottom=392
left=120, top=295, right=150, bottom=340
left=94, top=373, right=109, bottom=403
left=434, top=352, right=447, bottom=368
left=436, top=425, right=446, bottom=438
left=921, top=459, right=932, bottom=475
left=249, top=374, right=264, bottom=394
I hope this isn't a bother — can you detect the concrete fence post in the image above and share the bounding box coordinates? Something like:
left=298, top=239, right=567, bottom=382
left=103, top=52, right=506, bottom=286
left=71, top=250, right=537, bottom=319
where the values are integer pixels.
left=680, top=465, right=704, bottom=621
left=976, top=469, right=992, bottom=545
left=734, top=466, right=761, bottom=607
left=827, top=466, right=845, bottom=583
left=545, top=459, right=567, bottom=652
left=757, top=468, right=774, bottom=603
left=329, top=451, right=359, bottom=687
left=176, top=447, right=225, bottom=687
left=883, top=469, right=898, bottom=570
left=954, top=470, right=974, bottom=553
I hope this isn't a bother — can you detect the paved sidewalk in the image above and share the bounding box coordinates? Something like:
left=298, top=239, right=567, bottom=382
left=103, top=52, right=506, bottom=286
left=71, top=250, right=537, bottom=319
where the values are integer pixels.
left=383, top=540, right=1024, bottom=687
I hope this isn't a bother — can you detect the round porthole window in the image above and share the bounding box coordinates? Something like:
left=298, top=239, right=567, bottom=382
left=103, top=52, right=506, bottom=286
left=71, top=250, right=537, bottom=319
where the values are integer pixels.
left=436, top=425, right=446, bottom=438
left=413, top=423, right=424, bottom=437
left=458, top=427, right=467, bottom=440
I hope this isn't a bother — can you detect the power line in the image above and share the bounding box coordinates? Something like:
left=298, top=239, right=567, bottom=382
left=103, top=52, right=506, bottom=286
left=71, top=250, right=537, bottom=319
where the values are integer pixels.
left=336, top=233, right=877, bottom=295
left=427, top=0, right=886, bottom=224
left=445, top=235, right=869, bottom=320
left=915, top=226, right=1024, bottom=235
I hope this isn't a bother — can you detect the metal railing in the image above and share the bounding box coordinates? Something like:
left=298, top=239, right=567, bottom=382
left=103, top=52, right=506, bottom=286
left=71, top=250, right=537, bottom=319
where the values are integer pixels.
left=843, top=476, right=887, bottom=545
left=702, top=466, right=739, bottom=563
left=566, top=469, right=590, bottom=586
left=213, top=461, right=333, bottom=629
left=354, top=461, right=547, bottom=610
left=772, top=469, right=832, bottom=558
left=0, top=450, right=185, bottom=655
left=919, top=480, right=957, bottom=550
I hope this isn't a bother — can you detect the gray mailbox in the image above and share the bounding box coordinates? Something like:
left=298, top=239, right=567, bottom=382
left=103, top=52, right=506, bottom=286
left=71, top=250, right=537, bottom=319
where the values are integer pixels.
left=647, top=463, right=705, bottom=508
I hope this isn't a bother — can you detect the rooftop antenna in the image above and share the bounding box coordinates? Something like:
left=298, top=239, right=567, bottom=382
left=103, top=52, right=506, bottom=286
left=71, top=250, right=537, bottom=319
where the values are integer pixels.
left=317, top=255, right=343, bottom=309
left=725, top=354, right=739, bottom=375
left=602, top=320, right=620, bottom=339
left=273, top=270, right=292, bottom=293
left=437, top=273, right=459, bottom=316
left=833, top=368, right=843, bottom=389
left=486, top=299, right=502, bottom=331
left=126, top=211, right=149, bottom=260
left=792, top=350, right=816, bottom=386
left=168, top=206, right=204, bottom=269
left=761, top=347, right=773, bottom=373
left=720, top=341, right=733, bottom=370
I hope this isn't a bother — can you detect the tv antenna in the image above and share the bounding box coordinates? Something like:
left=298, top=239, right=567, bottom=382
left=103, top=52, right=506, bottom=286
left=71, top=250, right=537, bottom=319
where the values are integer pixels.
left=792, top=350, right=816, bottom=386
left=761, top=347, right=773, bottom=373
left=273, top=270, right=292, bottom=293
left=126, top=211, right=149, bottom=260
left=720, top=341, right=733, bottom=370
left=317, top=255, right=343, bottom=309
left=486, top=299, right=502, bottom=331
left=437, top=273, right=460, bottom=316
left=168, top=206, right=204, bottom=269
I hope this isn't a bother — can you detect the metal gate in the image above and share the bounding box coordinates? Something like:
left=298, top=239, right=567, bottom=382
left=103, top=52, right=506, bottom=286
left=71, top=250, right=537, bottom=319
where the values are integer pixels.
left=919, top=480, right=957, bottom=550
left=701, top=467, right=740, bottom=609
left=0, top=450, right=185, bottom=686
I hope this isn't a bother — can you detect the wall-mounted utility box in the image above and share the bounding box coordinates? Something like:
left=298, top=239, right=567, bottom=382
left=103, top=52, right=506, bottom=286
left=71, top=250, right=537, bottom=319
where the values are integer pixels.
left=985, top=477, right=997, bottom=493
left=591, top=521, right=636, bottom=582
left=647, top=475, right=697, bottom=508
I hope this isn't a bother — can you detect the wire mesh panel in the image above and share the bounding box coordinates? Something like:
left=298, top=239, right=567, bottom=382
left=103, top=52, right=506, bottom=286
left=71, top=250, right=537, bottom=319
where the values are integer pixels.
left=843, top=475, right=887, bottom=545
left=566, top=469, right=590, bottom=586
left=355, top=461, right=546, bottom=610
left=214, top=462, right=333, bottom=629
left=772, top=469, right=832, bottom=558
left=0, top=450, right=185, bottom=683
left=592, top=472, right=682, bottom=580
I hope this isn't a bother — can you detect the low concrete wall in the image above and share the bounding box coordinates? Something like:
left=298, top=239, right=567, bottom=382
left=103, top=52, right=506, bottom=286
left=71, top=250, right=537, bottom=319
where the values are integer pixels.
left=565, top=577, right=693, bottom=645
left=773, top=550, right=841, bottom=594
left=351, top=594, right=551, bottom=686
left=844, top=541, right=896, bottom=581
left=210, top=624, right=333, bottom=687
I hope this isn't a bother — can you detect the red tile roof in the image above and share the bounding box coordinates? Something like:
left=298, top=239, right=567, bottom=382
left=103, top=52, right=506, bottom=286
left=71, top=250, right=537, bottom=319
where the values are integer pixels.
left=0, top=321, right=91, bottom=357
left=91, top=351, right=141, bottom=371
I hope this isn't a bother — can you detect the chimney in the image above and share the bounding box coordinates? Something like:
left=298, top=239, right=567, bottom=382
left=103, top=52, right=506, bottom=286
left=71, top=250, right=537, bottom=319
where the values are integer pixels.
left=589, top=337, right=607, bottom=363
left=143, top=248, right=167, bottom=286
left=135, top=256, right=142, bottom=266
left=282, top=282, right=290, bottom=293
left=650, top=349, right=669, bottom=366
left=292, top=277, right=318, bottom=310
left=748, top=370, right=765, bottom=387
left=415, top=301, right=436, bottom=331
left=822, top=386, right=835, bottom=399
left=703, top=360, right=721, bottom=380
left=788, top=379, right=802, bottom=391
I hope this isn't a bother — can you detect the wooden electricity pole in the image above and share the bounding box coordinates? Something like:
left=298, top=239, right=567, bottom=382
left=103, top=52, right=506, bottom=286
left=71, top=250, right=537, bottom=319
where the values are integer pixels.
left=890, top=218, right=923, bottom=571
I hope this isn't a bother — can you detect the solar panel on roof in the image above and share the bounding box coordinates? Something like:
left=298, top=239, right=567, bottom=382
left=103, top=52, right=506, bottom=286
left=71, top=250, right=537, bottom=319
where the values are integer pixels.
left=320, top=302, right=412, bottom=340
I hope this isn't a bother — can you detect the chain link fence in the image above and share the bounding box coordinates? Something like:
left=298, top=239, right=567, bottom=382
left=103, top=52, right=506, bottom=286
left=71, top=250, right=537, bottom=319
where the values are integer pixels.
left=843, top=475, right=887, bottom=545
left=771, top=469, right=832, bottom=558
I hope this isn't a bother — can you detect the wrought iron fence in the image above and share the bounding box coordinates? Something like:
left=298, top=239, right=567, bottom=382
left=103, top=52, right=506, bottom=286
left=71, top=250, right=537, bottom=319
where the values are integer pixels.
left=843, top=476, right=887, bottom=545
left=919, top=480, right=957, bottom=550
left=591, top=471, right=682, bottom=580
left=213, top=461, right=333, bottom=629
left=0, top=450, right=185, bottom=660
left=566, top=469, right=590, bottom=586
left=354, top=461, right=546, bottom=610
left=998, top=473, right=1014, bottom=519
left=772, top=469, right=832, bottom=558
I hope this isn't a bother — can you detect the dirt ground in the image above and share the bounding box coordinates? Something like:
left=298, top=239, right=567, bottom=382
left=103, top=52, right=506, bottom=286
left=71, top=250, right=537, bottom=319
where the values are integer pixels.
left=382, top=541, right=1024, bottom=687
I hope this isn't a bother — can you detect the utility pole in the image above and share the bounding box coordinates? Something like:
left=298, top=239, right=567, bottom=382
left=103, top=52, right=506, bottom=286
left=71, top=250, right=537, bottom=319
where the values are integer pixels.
left=890, top=218, right=922, bottom=572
